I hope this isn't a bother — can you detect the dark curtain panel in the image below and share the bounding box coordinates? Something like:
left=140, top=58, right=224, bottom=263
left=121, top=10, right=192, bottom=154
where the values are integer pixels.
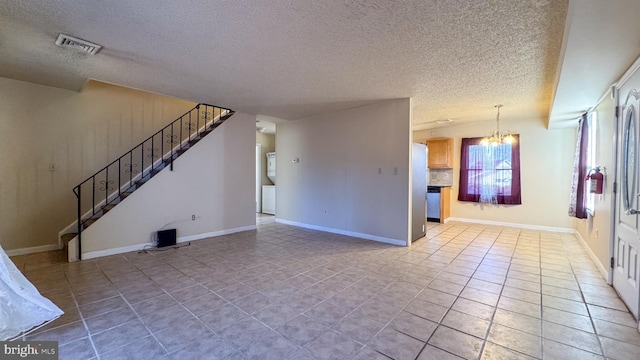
left=458, top=137, right=480, bottom=202
left=568, top=114, right=589, bottom=218
left=502, top=136, right=521, bottom=205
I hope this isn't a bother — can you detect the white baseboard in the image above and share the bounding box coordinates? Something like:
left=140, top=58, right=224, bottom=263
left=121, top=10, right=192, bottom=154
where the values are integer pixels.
left=573, top=231, right=609, bottom=281
left=276, top=218, right=407, bottom=246
left=5, top=244, right=62, bottom=257
left=80, top=225, right=257, bottom=260
left=446, top=217, right=575, bottom=233
left=81, top=243, right=146, bottom=260
left=177, top=225, right=257, bottom=243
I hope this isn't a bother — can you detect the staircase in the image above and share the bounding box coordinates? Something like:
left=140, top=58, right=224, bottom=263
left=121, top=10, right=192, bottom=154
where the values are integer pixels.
left=60, top=103, right=235, bottom=260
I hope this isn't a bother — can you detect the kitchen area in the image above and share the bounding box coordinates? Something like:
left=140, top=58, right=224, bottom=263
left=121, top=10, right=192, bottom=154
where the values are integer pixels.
left=425, top=138, right=453, bottom=224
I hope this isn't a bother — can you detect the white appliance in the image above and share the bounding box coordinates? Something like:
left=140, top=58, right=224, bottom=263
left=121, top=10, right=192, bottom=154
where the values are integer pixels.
left=267, top=152, right=276, bottom=184
left=262, top=185, right=276, bottom=214
left=262, top=152, right=276, bottom=214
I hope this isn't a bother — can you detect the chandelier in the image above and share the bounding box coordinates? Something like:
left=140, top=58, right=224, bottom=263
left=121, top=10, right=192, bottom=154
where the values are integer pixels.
left=480, top=104, right=515, bottom=146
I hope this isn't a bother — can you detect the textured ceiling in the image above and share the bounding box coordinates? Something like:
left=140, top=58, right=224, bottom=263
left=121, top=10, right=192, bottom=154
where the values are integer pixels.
left=0, top=0, right=568, bottom=129
left=549, top=0, right=640, bottom=128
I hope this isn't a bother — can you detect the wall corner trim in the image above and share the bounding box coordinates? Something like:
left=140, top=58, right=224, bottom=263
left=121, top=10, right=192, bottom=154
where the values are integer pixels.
left=573, top=231, right=609, bottom=282
left=177, top=225, right=257, bottom=242
left=4, top=244, right=63, bottom=257
left=82, top=225, right=256, bottom=260
left=446, top=218, right=575, bottom=233
left=275, top=219, right=406, bottom=246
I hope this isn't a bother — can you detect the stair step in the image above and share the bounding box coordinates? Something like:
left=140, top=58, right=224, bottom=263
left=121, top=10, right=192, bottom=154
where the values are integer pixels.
left=120, top=191, right=134, bottom=199
left=68, top=105, right=237, bottom=242
left=82, top=218, right=98, bottom=228
left=61, top=233, right=77, bottom=242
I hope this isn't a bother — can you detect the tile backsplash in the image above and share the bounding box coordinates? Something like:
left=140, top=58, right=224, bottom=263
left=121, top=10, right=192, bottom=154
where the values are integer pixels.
left=429, top=168, right=453, bottom=186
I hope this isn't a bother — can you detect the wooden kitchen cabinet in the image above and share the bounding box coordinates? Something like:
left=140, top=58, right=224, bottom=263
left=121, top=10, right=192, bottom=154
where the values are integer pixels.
left=440, top=187, right=451, bottom=223
left=426, top=138, right=453, bottom=168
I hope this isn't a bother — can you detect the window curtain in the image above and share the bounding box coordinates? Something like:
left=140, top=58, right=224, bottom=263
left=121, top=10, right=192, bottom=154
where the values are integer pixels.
left=568, top=114, right=589, bottom=219
left=458, top=136, right=521, bottom=204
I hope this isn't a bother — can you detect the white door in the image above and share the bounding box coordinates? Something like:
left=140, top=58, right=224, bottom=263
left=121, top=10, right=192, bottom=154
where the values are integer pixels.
left=613, top=76, right=640, bottom=320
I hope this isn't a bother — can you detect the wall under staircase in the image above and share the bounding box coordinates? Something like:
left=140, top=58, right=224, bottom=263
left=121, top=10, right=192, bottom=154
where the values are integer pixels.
left=68, top=111, right=256, bottom=260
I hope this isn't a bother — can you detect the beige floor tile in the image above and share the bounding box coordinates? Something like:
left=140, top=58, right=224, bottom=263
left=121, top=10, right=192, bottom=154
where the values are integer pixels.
left=588, top=304, right=638, bottom=327
left=91, top=319, right=149, bottom=354
left=428, top=326, right=484, bottom=360
left=542, top=294, right=588, bottom=316
left=600, top=336, right=640, bottom=360
left=13, top=221, right=640, bottom=360
left=501, top=286, right=541, bottom=305
left=276, top=314, right=329, bottom=346
left=58, top=337, right=96, bottom=360
left=219, top=317, right=271, bottom=348
left=593, top=318, right=640, bottom=346
left=405, top=298, right=449, bottom=323
left=101, top=335, right=166, bottom=360
left=542, top=321, right=601, bottom=355
left=460, top=286, right=500, bottom=307
left=543, top=339, right=604, bottom=360
left=488, top=323, right=541, bottom=358
left=418, top=345, right=464, bottom=359
left=542, top=306, right=594, bottom=333
left=416, top=288, right=458, bottom=307
left=441, top=310, right=490, bottom=338
left=390, top=310, right=438, bottom=342
left=481, top=341, right=537, bottom=360
left=498, top=296, right=541, bottom=319
left=492, top=308, right=541, bottom=336
left=305, top=329, right=361, bottom=360
left=370, top=326, right=425, bottom=360
left=452, top=297, right=496, bottom=321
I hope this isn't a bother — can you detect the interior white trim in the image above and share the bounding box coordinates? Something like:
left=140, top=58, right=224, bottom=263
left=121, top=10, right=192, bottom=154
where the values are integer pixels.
left=615, top=54, right=640, bottom=89
left=177, top=225, right=257, bottom=243
left=446, top=217, right=575, bottom=233
left=276, top=218, right=407, bottom=246
left=4, top=244, right=62, bottom=257
left=574, top=231, right=609, bottom=282
left=80, top=225, right=256, bottom=260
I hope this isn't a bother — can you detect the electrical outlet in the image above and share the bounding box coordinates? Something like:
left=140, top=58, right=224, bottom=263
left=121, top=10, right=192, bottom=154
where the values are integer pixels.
left=393, top=167, right=398, bottom=175
left=192, top=214, right=196, bottom=221
left=49, top=163, right=56, bottom=172
left=324, top=209, right=328, bottom=214
left=378, top=168, right=382, bottom=175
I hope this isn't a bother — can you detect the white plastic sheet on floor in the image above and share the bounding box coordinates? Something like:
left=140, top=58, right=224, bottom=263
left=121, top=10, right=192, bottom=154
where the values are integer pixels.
left=0, top=244, right=63, bottom=340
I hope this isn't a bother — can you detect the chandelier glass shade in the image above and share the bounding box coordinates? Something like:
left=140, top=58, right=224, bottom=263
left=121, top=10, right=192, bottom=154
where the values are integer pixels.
left=481, top=105, right=515, bottom=146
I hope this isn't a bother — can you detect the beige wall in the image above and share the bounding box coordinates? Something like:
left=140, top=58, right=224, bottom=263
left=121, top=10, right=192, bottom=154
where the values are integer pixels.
left=574, top=93, right=615, bottom=276
left=0, top=78, right=195, bottom=252
left=276, top=99, right=412, bottom=245
left=256, top=132, right=275, bottom=186
left=79, top=112, right=256, bottom=258
left=414, top=117, right=575, bottom=230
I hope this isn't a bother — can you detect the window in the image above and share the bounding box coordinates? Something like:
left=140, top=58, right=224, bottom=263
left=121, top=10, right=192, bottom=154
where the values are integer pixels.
left=458, top=135, right=521, bottom=204
left=586, top=112, right=597, bottom=214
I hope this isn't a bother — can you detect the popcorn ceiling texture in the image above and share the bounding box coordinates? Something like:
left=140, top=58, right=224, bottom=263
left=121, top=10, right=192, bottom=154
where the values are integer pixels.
left=0, top=0, right=568, bottom=128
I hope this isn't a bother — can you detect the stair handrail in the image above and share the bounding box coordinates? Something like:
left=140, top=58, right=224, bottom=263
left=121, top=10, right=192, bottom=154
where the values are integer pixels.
left=71, top=102, right=234, bottom=260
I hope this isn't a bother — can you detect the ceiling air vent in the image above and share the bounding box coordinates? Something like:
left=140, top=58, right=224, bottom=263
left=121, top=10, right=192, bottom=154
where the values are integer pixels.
left=55, top=34, right=102, bottom=55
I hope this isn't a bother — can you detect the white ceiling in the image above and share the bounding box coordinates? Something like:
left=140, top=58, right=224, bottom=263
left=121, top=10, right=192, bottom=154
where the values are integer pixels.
left=0, top=1, right=638, bottom=130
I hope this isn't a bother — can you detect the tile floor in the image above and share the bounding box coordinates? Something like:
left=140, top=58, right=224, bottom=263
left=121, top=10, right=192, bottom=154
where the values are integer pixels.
left=9, top=219, right=640, bottom=359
